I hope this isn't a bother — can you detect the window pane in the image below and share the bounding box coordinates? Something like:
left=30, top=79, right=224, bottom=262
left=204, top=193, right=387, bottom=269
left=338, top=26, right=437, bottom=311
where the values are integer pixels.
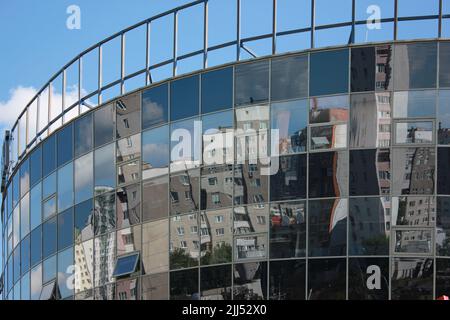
left=116, top=92, right=140, bottom=139
left=309, top=95, right=349, bottom=124
left=438, top=90, right=450, bottom=144
left=43, top=196, right=57, bottom=221
left=310, top=125, right=347, bottom=150
left=439, top=148, right=450, bottom=195
left=309, top=199, right=347, bottom=257
left=74, top=239, right=93, bottom=294
left=142, top=176, right=168, bottom=222
left=43, top=255, right=56, bottom=283
left=393, top=90, right=437, bottom=118
left=170, top=169, right=200, bottom=215
left=30, top=226, right=42, bottom=267
left=234, top=233, right=267, bottom=261
left=117, top=133, right=140, bottom=164
left=117, top=160, right=140, bottom=186
left=74, top=113, right=93, bottom=158
left=233, top=262, right=267, bottom=300
left=202, top=110, right=233, bottom=167
left=395, top=121, right=434, bottom=144
left=349, top=197, right=390, bottom=255
left=141, top=273, right=168, bottom=300
left=234, top=161, right=268, bottom=205
left=437, top=197, right=450, bottom=256
left=43, top=217, right=57, bottom=259
left=94, top=283, right=115, bottom=300
left=308, top=258, right=346, bottom=300
left=30, top=264, right=42, bottom=300
left=309, top=151, right=348, bottom=198
left=142, top=83, right=168, bottom=129
left=170, top=213, right=199, bottom=270
left=200, top=265, right=232, bottom=300
left=117, top=225, right=141, bottom=256
left=235, top=60, right=269, bottom=106
left=350, top=92, right=392, bottom=148
left=350, top=149, right=391, bottom=196
left=393, top=148, right=435, bottom=195
left=20, top=193, right=30, bottom=240
left=440, top=42, right=450, bottom=88
left=351, top=47, right=375, bottom=92
left=201, top=67, right=233, bottom=113
left=116, top=278, right=139, bottom=300
left=94, top=232, right=116, bottom=287
left=30, top=146, right=42, bottom=188
left=57, top=124, right=73, bottom=167
left=170, top=118, right=201, bottom=172
left=57, top=162, right=74, bottom=212
left=94, top=143, right=115, bottom=193
left=42, top=171, right=56, bottom=200
left=20, top=158, right=30, bottom=198
left=94, top=104, right=115, bottom=148
left=113, top=253, right=139, bottom=277
left=42, top=135, right=56, bottom=177
left=271, top=55, right=308, bottom=101
left=310, top=49, right=349, bottom=97
left=348, top=258, right=389, bottom=300
left=170, top=75, right=199, bottom=121
left=21, top=235, right=30, bottom=276
left=269, top=259, right=305, bottom=300
left=271, top=99, right=308, bottom=155
left=200, top=209, right=232, bottom=265
left=270, top=154, right=307, bottom=201
left=58, top=208, right=74, bottom=250
left=58, top=247, right=74, bottom=299
left=74, top=199, right=94, bottom=243
left=394, top=43, right=437, bottom=90
left=142, top=125, right=169, bottom=179
left=170, top=268, right=198, bottom=300
left=74, top=153, right=93, bottom=205
left=269, top=201, right=306, bottom=258
left=142, top=219, right=169, bottom=275
left=116, top=184, right=141, bottom=229
left=392, top=196, right=435, bottom=227
left=200, top=165, right=233, bottom=210
left=391, top=258, right=433, bottom=300
left=94, top=191, right=115, bottom=236
left=394, top=229, right=433, bottom=254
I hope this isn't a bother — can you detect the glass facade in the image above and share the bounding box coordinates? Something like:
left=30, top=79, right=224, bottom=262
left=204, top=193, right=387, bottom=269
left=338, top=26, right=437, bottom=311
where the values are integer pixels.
left=2, top=40, right=450, bottom=300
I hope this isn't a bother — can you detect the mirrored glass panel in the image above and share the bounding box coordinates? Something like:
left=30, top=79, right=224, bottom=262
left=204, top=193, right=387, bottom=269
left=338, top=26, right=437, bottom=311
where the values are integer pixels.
left=74, top=113, right=93, bottom=157
left=74, top=239, right=94, bottom=294
left=308, top=151, right=348, bottom=198
left=201, top=67, right=233, bottom=114
left=43, top=196, right=56, bottom=223
left=394, top=229, right=433, bottom=254
left=391, top=258, right=433, bottom=300
left=437, top=197, right=450, bottom=256
left=270, top=154, right=306, bottom=201
left=42, top=172, right=56, bottom=200
left=170, top=75, right=199, bottom=121
left=94, top=104, right=115, bottom=148
left=117, top=133, right=141, bottom=164
left=21, top=235, right=30, bottom=275
left=271, top=55, right=308, bottom=101
left=436, top=259, right=450, bottom=298
left=30, top=264, right=42, bottom=300
left=348, top=258, right=389, bottom=300
left=200, top=165, right=233, bottom=210
left=94, top=191, right=115, bottom=236
left=200, top=265, right=232, bottom=300
left=58, top=208, right=74, bottom=250
left=310, top=95, right=349, bottom=125
left=234, top=233, right=267, bottom=261
left=94, top=232, right=116, bottom=287
left=233, top=262, right=267, bottom=300
left=235, top=60, right=269, bottom=106
left=438, top=90, right=450, bottom=145
left=115, top=278, right=139, bottom=300
left=392, top=196, right=435, bottom=227
left=202, top=110, right=233, bottom=167
left=117, top=225, right=141, bottom=257
left=30, top=146, right=42, bottom=188
left=440, top=42, right=450, bottom=88
left=392, top=148, right=435, bottom=195
left=395, top=121, right=434, bottom=144
left=142, top=176, right=168, bottom=222
left=310, top=124, right=348, bottom=150
left=170, top=213, right=199, bottom=270
left=20, top=158, right=30, bottom=198
left=142, top=219, right=169, bottom=275
left=116, top=92, right=140, bottom=139
left=94, top=283, right=116, bottom=300
left=170, top=118, right=201, bottom=173
left=170, top=268, right=198, bottom=300
left=94, top=143, right=115, bottom=194
left=20, top=193, right=30, bottom=240
left=74, top=199, right=94, bottom=243
left=142, top=125, right=169, bottom=180
left=142, top=273, right=168, bottom=300
left=117, top=160, right=140, bottom=186
left=200, top=209, right=232, bottom=265
left=307, top=258, right=346, bottom=300
left=57, top=162, right=74, bottom=213
left=43, top=217, right=57, bottom=259
left=74, top=153, right=93, bottom=205
left=170, top=169, right=200, bottom=215
left=57, top=124, right=73, bottom=167
left=42, top=135, right=56, bottom=177
left=393, top=90, right=437, bottom=118
left=142, top=83, right=168, bottom=130
left=57, top=247, right=74, bottom=299
left=351, top=46, right=375, bottom=92
left=30, top=226, right=42, bottom=267
left=269, top=259, right=305, bottom=300
left=116, top=184, right=140, bottom=229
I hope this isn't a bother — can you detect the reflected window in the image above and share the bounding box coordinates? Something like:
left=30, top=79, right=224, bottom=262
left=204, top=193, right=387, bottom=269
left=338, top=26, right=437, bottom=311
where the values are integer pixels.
left=394, top=229, right=433, bottom=254
left=169, top=213, right=199, bottom=270
left=202, top=110, right=233, bottom=167
left=58, top=247, right=74, bottom=299
left=117, top=226, right=141, bottom=256
left=392, top=196, right=435, bottom=227
left=170, top=268, right=198, bottom=300
left=43, top=217, right=57, bottom=259
left=309, top=199, right=347, bottom=257
left=200, top=209, right=232, bottom=265
left=57, top=162, right=74, bottom=212
left=94, top=104, right=115, bottom=148
left=391, top=258, right=433, bottom=300
left=30, top=146, right=42, bottom=188
left=57, top=124, right=73, bottom=167
left=348, top=258, right=389, bottom=300
left=350, top=149, right=391, bottom=196
left=233, top=205, right=269, bottom=235
left=112, top=253, right=140, bottom=277
left=94, top=283, right=116, bottom=300
left=74, top=153, right=93, bottom=205
left=94, top=232, right=116, bottom=287
left=116, top=92, right=140, bottom=139
left=42, top=135, right=56, bottom=177
left=233, top=262, right=267, bottom=300
left=310, top=49, right=349, bottom=96
left=142, top=83, right=168, bottom=129
left=58, top=208, right=73, bottom=250
left=200, top=265, right=232, bottom=300
left=117, top=133, right=141, bottom=164
left=438, top=90, right=450, bottom=145
left=394, top=43, right=437, bottom=90
left=269, top=259, right=305, bottom=300
left=142, top=176, right=168, bottom=222
left=271, top=99, right=308, bottom=155
left=94, top=143, right=115, bottom=193
left=309, top=151, right=348, bottom=198
left=170, top=75, right=199, bottom=121
left=116, top=184, right=141, bottom=229
left=235, top=60, right=269, bottom=106
left=170, top=169, right=200, bottom=215
left=170, top=118, right=201, bottom=172
left=269, top=201, right=306, bottom=259
left=350, top=92, right=392, bottom=148
left=308, top=258, right=346, bottom=300
left=74, top=239, right=94, bottom=294
left=74, top=113, right=93, bottom=157
left=393, top=90, right=437, bottom=118
left=270, top=154, right=306, bottom=201
left=201, top=67, right=233, bottom=113
left=234, top=233, right=267, bottom=261
left=94, top=191, right=115, bottom=236
left=437, top=197, right=450, bottom=256
left=310, top=124, right=348, bottom=150
left=395, top=121, right=434, bottom=144
left=201, top=165, right=233, bottom=210
left=142, top=125, right=169, bottom=179
left=440, top=42, right=450, bottom=88
left=117, top=160, right=140, bottom=186
left=142, top=273, right=168, bottom=300
left=142, top=219, right=169, bottom=275
left=116, top=278, right=139, bottom=300
left=74, top=199, right=94, bottom=243
left=393, top=148, right=435, bottom=195
left=349, top=197, right=390, bottom=255
left=271, top=55, right=308, bottom=101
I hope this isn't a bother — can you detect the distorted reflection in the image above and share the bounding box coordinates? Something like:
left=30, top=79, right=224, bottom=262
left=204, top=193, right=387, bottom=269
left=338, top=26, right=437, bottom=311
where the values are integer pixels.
left=438, top=90, right=450, bottom=144
left=94, top=232, right=116, bottom=288
left=142, top=125, right=169, bottom=179
left=117, top=160, right=140, bottom=186
left=74, top=200, right=94, bottom=243
left=116, top=278, right=139, bottom=300
left=202, top=110, right=233, bottom=166
left=437, top=197, right=450, bottom=256
left=170, top=118, right=201, bottom=173
left=309, top=95, right=349, bottom=124
left=392, top=196, right=436, bottom=226
left=94, top=283, right=116, bottom=300
left=393, top=90, right=436, bottom=118
left=200, top=265, right=232, bottom=300
left=94, top=191, right=116, bottom=235
left=74, top=239, right=93, bottom=294
left=142, top=176, right=169, bottom=222
left=141, top=273, right=168, bottom=300
left=234, top=234, right=267, bottom=261
left=200, top=165, right=233, bottom=210
left=117, top=226, right=141, bottom=256
left=391, top=258, right=433, bottom=300
left=269, top=259, right=306, bottom=300
left=309, top=151, right=348, bottom=198
left=200, top=209, right=232, bottom=265
left=116, top=134, right=141, bottom=164
left=169, top=213, right=199, bottom=270
left=233, top=262, right=267, bottom=300
left=271, top=55, right=308, bottom=101
left=235, top=60, right=269, bottom=106
left=116, top=92, right=140, bottom=139
left=142, top=219, right=169, bottom=275
left=170, top=169, right=200, bottom=215
left=170, top=268, right=198, bottom=300
left=394, top=230, right=432, bottom=254
left=310, top=124, right=347, bottom=150
left=234, top=161, right=269, bottom=205
left=116, top=184, right=140, bottom=228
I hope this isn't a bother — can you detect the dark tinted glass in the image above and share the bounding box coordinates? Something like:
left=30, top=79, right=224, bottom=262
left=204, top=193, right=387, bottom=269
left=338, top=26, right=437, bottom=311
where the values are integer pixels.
left=42, top=135, right=56, bottom=177
left=200, top=265, right=232, bottom=300
left=235, top=60, right=269, bottom=106
left=43, top=255, right=56, bottom=283
left=394, top=42, right=437, bottom=90
left=309, top=199, right=347, bottom=257
left=43, top=217, right=57, bottom=259
left=170, top=75, right=199, bottom=121
left=308, top=151, right=348, bottom=198
left=30, top=226, right=42, bottom=267
left=349, top=197, right=390, bottom=255
left=141, top=273, right=168, bottom=300
left=270, top=154, right=306, bottom=201
left=391, top=258, right=433, bottom=300
left=200, top=165, right=233, bottom=210
left=116, top=184, right=141, bottom=229
left=350, top=149, right=390, bottom=196
left=21, top=235, right=30, bottom=275
left=436, top=259, right=450, bottom=298
left=393, top=90, right=437, bottom=118
left=94, top=191, right=116, bottom=235
left=94, top=143, right=115, bottom=193
left=74, top=199, right=94, bottom=243
left=30, top=146, right=42, bottom=187
left=308, top=258, right=346, bottom=300
left=440, top=42, right=450, bottom=88
left=74, top=113, right=93, bottom=157
left=94, top=104, right=115, bottom=148
left=348, top=258, right=389, bottom=300
left=438, top=90, right=450, bottom=144
left=57, top=124, right=73, bottom=167
left=201, top=67, right=233, bottom=113
left=439, top=148, right=450, bottom=194
left=269, top=259, right=306, bottom=300
left=310, top=49, right=349, bottom=96
left=437, top=197, right=450, bottom=256
left=233, top=262, right=267, bottom=300
left=116, top=92, right=140, bottom=139
left=58, top=208, right=73, bottom=250
left=142, top=176, right=168, bottom=222
left=170, top=268, right=198, bottom=300
left=271, top=55, right=308, bottom=101
left=142, top=83, right=168, bottom=129
left=351, top=46, right=375, bottom=92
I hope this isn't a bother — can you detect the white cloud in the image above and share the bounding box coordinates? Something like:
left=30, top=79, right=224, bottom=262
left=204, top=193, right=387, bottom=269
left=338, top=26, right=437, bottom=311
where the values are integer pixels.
left=0, top=86, right=38, bottom=128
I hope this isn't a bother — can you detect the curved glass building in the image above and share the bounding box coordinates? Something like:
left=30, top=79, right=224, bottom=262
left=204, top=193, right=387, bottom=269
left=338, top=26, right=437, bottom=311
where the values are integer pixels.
left=2, top=0, right=450, bottom=300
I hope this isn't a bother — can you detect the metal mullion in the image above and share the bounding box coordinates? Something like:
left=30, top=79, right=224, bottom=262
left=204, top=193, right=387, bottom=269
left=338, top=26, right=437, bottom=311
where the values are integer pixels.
left=78, top=57, right=82, bottom=116
left=173, top=11, right=178, bottom=77
left=439, top=0, right=443, bottom=38
left=98, top=45, right=103, bottom=105
left=146, top=22, right=151, bottom=85
left=236, top=0, right=241, bottom=61
left=311, top=0, right=315, bottom=49
left=351, top=0, right=356, bottom=44
left=272, top=0, right=277, bottom=55
left=121, top=33, right=126, bottom=95
left=394, top=0, right=399, bottom=41
left=62, top=69, right=66, bottom=124
left=203, top=0, right=209, bottom=69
